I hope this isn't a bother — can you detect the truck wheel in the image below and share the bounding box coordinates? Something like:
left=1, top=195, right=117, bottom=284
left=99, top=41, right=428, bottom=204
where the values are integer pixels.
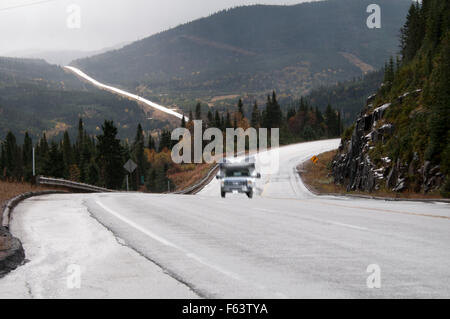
left=247, top=191, right=253, bottom=199
left=221, top=191, right=226, bottom=198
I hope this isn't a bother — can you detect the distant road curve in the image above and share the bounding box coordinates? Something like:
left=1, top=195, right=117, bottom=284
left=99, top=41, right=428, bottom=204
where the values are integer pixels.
left=64, top=66, right=185, bottom=120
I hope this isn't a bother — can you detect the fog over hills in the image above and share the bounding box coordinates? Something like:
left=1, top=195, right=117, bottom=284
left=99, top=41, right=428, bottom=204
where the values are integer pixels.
left=3, top=42, right=130, bottom=66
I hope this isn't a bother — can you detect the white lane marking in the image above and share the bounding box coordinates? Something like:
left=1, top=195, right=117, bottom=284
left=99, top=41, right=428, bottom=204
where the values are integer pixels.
left=256, top=208, right=276, bottom=213
left=65, top=66, right=185, bottom=120
left=329, top=221, right=368, bottom=231
left=96, top=200, right=290, bottom=298
left=255, top=208, right=368, bottom=231
left=95, top=200, right=240, bottom=280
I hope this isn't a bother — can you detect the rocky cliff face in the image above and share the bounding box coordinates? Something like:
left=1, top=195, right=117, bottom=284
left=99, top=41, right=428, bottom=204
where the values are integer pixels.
left=331, top=90, right=445, bottom=194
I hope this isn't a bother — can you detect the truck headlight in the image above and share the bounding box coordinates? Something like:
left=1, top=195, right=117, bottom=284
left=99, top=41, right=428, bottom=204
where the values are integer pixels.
left=221, top=181, right=225, bottom=187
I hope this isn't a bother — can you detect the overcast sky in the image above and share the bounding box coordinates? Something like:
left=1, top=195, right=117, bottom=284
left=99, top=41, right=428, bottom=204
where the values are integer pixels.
left=0, top=0, right=321, bottom=55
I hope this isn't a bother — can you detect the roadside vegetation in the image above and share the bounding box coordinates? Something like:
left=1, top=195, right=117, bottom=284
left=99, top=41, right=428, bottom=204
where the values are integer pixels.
left=300, top=150, right=445, bottom=199
left=0, top=91, right=343, bottom=192
left=330, top=0, right=449, bottom=197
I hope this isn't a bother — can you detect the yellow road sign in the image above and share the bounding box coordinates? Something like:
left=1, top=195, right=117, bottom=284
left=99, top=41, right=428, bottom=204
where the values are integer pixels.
left=311, top=155, right=318, bottom=164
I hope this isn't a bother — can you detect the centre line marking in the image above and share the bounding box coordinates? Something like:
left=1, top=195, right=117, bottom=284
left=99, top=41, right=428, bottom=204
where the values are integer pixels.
left=255, top=208, right=368, bottom=231
left=95, top=200, right=241, bottom=281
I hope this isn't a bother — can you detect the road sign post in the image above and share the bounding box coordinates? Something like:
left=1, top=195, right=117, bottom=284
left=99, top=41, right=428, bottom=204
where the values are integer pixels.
left=124, top=159, right=138, bottom=191
left=32, top=147, right=35, bottom=177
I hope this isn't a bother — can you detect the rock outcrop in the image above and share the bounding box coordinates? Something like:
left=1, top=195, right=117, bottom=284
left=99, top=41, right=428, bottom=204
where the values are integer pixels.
left=0, top=226, right=25, bottom=278
left=332, top=90, right=445, bottom=194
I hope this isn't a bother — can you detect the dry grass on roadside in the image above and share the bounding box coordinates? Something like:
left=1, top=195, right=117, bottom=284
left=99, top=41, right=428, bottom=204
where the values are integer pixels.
left=298, top=150, right=344, bottom=194
left=168, top=163, right=215, bottom=191
left=0, top=180, right=57, bottom=209
left=299, top=150, right=444, bottom=199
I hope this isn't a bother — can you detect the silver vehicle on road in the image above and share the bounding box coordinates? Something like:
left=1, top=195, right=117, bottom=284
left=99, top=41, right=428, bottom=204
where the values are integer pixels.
left=216, top=160, right=261, bottom=198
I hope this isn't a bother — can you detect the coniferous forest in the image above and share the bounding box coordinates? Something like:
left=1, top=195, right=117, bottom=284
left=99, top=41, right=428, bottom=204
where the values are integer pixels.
left=0, top=92, right=342, bottom=192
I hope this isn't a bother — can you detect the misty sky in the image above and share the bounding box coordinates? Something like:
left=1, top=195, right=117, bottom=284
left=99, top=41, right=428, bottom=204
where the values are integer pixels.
left=0, top=0, right=320, bottom=55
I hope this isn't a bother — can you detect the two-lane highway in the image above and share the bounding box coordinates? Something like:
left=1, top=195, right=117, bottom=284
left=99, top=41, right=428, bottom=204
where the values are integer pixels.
left=1, top=139, right=449, bottom=298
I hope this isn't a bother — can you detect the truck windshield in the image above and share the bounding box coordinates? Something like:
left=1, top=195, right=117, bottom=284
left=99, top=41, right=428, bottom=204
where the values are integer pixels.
left=225, top=170, right=250, bottom=177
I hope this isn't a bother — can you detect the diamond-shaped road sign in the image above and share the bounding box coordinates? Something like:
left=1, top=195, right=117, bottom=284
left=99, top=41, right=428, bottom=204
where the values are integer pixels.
left=311, top=155, right=319, bottom=164
left=124, top=159, right=137, bottom=173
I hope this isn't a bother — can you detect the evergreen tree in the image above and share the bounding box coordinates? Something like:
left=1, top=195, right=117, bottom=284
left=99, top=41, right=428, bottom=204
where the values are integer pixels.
left=75, top=118, right=84, bottom=165
left=214, top=110, right=221, bottom=129
left=299, top=97, right=308, bottom=114
left=4, top=132, right=19, bottom=179
left=401, top=2, right=425, bottom=62
left=43, top=142, right=64, bottom=178
left=225, top=111, right=232, bottom=128
left=272, top=91, right=282, bottom=128
left=207, top=110, right=214, bottom=127
left=425, top=32, right=450, bottom=164
left=158, top=130, right=172, bottom=152
left=221, top=114, right=225, bottom=131
left=324, top=104, right=339, bottom=137
left=237, top=98, right=244, bottom=117
left=0, top=143, right=5, bottom=178
left=86, top=162, right=99, bottom=186
left=22, top=132, right=33, bottom=180
left=384, top=57, right=395, bottom=84
left=263, top=91, right=282, bottom=128
left=286, top=106, right=296, bottom=122
left=251, top=101, right=261, bottom=128
left=79, top=137, right=92, bottom=183
left=262, top=95, right=272, bottom=128
left=145, top=164, right=174, bottom=193
left=62, top=131, right=73, bottom=179
left=96, top=121, right=124, bottom=189
left=315, top=106, right=324, bottom=124
left=195, top=102, right=202, bottom=120
left=132, top=124, right=147, bottom=189
left=36, top=133, right=49, bottom=175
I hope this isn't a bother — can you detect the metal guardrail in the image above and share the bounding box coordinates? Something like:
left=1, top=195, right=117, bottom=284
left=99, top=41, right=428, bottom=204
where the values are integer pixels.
left=38, top=167, right=215, bottom=196
left=37, top=176, right=113, bottom=193
left=172, top=164, right=220, bottom=195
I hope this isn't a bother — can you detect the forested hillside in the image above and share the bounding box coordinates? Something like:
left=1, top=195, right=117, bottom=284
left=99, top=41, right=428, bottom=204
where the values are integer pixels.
left=332, top=0, right=450, bottom=197
left=307, top=70, right=384, bottom=125
left=72, top=0, right=411, bottom=110
left=0, top=57, right=169, bottom=141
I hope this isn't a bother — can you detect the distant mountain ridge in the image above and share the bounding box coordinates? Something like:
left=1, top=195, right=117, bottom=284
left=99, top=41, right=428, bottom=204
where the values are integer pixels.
left=72, top=0, right=412, bottom=109
left=4, top=42, right=130, bottom=66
